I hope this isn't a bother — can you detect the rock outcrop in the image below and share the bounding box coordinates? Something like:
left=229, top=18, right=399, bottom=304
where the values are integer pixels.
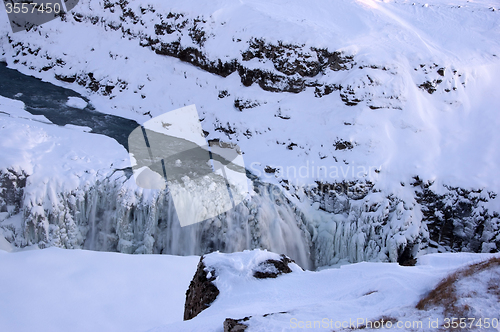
left=223, top=317, right=250, bottom=332
left=252, top=254, right=295, bottom=279
left=183, top=251, right=300, bottom=320
left=184, top=256, right=219, bottom=320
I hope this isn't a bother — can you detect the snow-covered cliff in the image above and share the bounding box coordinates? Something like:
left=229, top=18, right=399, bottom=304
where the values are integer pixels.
left=1, top=0, right=499, bottom=267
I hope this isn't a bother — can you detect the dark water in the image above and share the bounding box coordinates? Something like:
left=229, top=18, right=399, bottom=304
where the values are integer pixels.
left=0, top=62, right=139, bottom=150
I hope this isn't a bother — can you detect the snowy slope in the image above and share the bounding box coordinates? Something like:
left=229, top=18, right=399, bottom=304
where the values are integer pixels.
left=158, top=250, right=500, bottom=332
left=1, top=247, right=498, bottom=332
left=0, top=0, right=500, bottom=262
left=0, top=247, right=200, bottom=332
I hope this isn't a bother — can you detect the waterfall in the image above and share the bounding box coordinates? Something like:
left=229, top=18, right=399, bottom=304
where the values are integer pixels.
left=1, top=165, right=432, bottom=270
left=15, top=170, right=315, bottom=269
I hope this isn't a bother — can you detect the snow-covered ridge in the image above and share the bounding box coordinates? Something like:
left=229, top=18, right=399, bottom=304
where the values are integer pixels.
left=1, top=0, right=500, bottom=262
left=160, top=249, right=500, bottom=332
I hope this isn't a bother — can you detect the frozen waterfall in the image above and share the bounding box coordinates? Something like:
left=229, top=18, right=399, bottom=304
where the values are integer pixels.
left=0, top=166, right=431, bottom=270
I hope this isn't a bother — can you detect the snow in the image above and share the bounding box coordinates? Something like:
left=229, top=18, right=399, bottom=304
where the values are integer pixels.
left=202, top=249, right=304, bottom=279
left=0, top=247, right=199, bottom=332
left=154, top=251, right=500, bottom=332
left=0, top=95, right=51, bottom=124
left=0, top=96, right=130, bottom=190
left=65, top=96, right=88, bottom=109
left=0, top=0, right=498, bottom=261
left=0, top=233, right=13, bottom=252
left=453, top=263, right=500, bottom=324
left=63, top=124, right=92, bottom=132
left=0, top=248, right=498, bottom=332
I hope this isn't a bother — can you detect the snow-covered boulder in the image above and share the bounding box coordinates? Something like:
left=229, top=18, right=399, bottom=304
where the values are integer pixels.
left=184, top=250, right=302, bottom=320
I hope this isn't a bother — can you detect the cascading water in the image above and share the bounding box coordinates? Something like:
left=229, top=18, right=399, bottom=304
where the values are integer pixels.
left=85, top=189, right=99, bottom=251
left=17, top=170, right=315, bottom=269
left=3, top=162, right=430, bottom=271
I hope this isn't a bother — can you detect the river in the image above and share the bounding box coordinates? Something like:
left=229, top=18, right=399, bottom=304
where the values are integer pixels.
left=0, top=62, right=139, bottom=150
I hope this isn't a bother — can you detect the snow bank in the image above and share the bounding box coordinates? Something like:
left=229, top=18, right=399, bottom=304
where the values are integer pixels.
left=154, top=249, right=500, bottom=332
left=203, top=249, right=303, bottom=281
left=0, top=248, right=199, bottom=332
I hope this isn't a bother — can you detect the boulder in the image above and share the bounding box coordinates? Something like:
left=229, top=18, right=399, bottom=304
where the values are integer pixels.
left=183, top=256, right=219, bottom=320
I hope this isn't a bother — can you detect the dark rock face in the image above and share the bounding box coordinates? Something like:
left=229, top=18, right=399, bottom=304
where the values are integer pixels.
left=7, top=0, right=424, bottom=109
left=397, top=244, right=417, bottom=266
left=418, top=80, right=440, bottom=94
left=334, top=140, right=354, bottom=151
left=253, top=254, right=295, bottom=279
left=223, top=317, right=250, bottom=332
left=242, top=39, right=354, bottom=77
left=413, top=177, right=500, bottom=253
left=414, top=63, right=461, bottom=95
left=0, top=169, right=26, bottom=214
left=184, top=256, right=220, bottom=320
left=234, top=98, right=260, bottom=111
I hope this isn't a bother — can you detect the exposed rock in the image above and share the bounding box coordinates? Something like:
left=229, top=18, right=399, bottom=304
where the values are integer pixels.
left=418, top=80, right=442, bottom=94
left=334, top=140, right=354, bottom=151
left=413, top=177, right=500, bottom=253
left=413, top=62, right=459, bottom=95
left=214, top=121, right=237, bottom=137
left=184, top=256, right=220, bottom=320
left=314, top=83, right=340, bottom=98
left=55, top=74, right=77, bottom=83
left=218, top=90, right=230, bottom=99
left=242, top=39, right=354, bottom=77
left=0, top=169, right=26, bottom=215
left=237, top=66, right=305, bottom=93
left=30, top=2, right=353, bottom=96
left=275, top=108, right=291, bottom=120
left=397, top=244, right=417, bottom=266
left=223, top=317, right=250, bottom=332
left=253, top=254, right=294, bottom=279
left=264, top=166, right=277, bottom=174
left=234, top=98, right=260, bottom=111
left=184, top=253, right=297, bottom=321
left=223, top=312, right=289, bottom=331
